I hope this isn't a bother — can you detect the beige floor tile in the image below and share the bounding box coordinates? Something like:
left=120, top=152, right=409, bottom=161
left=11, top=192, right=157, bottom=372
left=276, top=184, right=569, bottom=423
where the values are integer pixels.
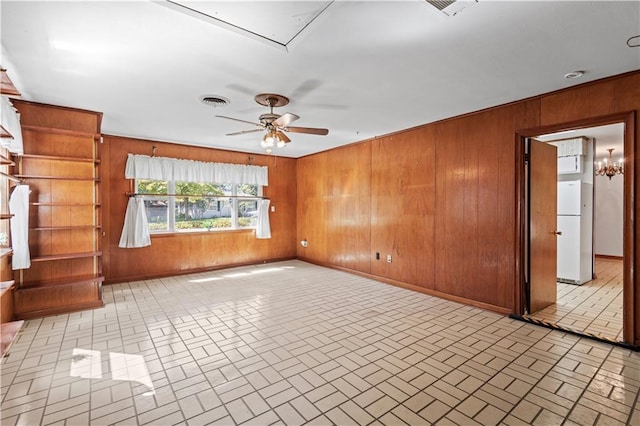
left=528, top=258, right=623, bottom=341
left=1, top=260, right=638, bottom=426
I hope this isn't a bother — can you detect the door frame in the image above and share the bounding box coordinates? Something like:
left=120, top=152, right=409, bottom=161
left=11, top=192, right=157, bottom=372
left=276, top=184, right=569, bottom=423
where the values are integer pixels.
left=515, top=111, right=635, bottom=344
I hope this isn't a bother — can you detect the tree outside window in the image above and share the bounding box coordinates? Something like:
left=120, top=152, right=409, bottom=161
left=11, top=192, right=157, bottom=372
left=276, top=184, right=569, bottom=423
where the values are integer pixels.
left=136, top=179, right=261, bottom=233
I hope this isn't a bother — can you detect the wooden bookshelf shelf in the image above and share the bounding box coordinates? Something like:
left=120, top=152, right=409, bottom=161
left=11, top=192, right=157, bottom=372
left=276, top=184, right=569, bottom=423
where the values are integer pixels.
left=15, top=175, right=100, bottom=182
left=0, top=153, right=15, bottom=166
left=0, top=280, right=15, bottom=296
left=30, top=251, right=102, bottom=262
left=20, top=275, right=104, bottom=290
left=19, top=154, right=100, bottom=163
left=1, top=69, right=20, bottom=96
left=30, top=202, right=101, bottom=207
left=0, top=171, right=21, bottom=183
left=0, top=248, right=12, bottom=259
left=0, top=214, right=14, bottom=220
left=20, top=125, right=99, bottom=139
left=30, top=225, right=101, bottom=231
left=1, top=320, right=24, bottom=357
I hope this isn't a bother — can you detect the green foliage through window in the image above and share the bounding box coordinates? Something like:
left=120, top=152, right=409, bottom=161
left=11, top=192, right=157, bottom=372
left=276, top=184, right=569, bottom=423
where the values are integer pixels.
left=136, top=180, right=260, bottom=233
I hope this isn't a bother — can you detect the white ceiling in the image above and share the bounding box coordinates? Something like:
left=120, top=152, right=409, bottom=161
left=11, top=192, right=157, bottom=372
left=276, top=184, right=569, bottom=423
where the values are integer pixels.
left=1, top=1, right=639, bottom=158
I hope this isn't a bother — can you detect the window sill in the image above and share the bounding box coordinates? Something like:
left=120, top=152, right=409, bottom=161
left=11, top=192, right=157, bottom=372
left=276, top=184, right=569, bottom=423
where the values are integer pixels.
left=150, top=228, right=255, bottom=238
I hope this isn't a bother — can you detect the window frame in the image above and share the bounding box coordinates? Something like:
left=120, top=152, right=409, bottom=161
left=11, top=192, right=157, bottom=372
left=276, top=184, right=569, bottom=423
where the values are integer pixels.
left=135, top=178, right=263, bottom=234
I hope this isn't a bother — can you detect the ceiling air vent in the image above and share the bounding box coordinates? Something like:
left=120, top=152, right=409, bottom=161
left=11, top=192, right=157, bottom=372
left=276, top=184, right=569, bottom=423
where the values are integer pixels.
left=425, top=0, right=478, bottom=17
left=201, top=96, right=230, bottom=107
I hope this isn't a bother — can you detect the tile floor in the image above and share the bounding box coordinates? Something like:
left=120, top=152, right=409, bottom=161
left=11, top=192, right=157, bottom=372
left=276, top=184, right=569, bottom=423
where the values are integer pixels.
left=528, top=258, right=624, bottom=341
left=1, top=260, right=639, bottom=425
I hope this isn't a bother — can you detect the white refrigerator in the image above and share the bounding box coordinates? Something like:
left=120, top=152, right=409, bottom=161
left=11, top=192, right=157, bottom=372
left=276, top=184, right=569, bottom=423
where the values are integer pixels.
left=557, top=180, right=593, bottom=285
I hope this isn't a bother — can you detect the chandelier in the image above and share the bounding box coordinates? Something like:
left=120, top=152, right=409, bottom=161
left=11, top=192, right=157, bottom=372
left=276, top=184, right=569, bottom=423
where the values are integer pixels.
left=594, top=148, right=624, bottom=180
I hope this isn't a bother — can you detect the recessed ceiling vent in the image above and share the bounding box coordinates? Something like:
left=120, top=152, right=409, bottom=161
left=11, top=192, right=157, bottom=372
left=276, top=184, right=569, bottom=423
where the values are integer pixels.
left=201, top=96, right=230, bottom=107
left=425, top=0, right=478, bottom=17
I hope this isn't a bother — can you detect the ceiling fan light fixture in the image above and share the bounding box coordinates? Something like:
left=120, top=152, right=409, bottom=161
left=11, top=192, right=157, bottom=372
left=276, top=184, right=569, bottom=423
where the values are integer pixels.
left=261, top=132, right=274, bottom=148
left=216, top=92, right=328, bottom=153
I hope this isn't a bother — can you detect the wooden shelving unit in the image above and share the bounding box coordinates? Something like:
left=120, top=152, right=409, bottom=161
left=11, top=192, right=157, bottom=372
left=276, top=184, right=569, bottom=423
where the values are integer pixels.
left=11, top=100, right=104, bottom=319
left=0, top=150, right=17, bottom=289
left=1, top=69, right=24, bottom=354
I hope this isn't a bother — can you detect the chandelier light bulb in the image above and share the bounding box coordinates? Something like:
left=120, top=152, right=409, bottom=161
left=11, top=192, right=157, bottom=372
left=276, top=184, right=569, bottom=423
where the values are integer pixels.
left=594, top=148, right=624, bottom=180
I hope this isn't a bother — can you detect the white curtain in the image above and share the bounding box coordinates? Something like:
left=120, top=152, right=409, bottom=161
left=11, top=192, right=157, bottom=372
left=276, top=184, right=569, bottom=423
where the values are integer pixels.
left=255, top=199, right=271, bottom=239
left=0, top=96, right=24, bottom=155
left=119, top=197, right=151, bottom=248
left=124, top=154, right=268, bottom=186
left=9, top=185, right=30, bottom=269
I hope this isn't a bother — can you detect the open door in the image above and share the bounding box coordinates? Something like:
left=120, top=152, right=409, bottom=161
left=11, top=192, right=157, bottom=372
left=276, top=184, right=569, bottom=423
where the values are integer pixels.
left=528, top=138, right=558, bottom=313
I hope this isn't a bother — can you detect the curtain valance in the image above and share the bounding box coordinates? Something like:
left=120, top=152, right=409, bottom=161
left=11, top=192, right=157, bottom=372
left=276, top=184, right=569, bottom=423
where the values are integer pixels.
left=124, top=154, right=268, bottom=186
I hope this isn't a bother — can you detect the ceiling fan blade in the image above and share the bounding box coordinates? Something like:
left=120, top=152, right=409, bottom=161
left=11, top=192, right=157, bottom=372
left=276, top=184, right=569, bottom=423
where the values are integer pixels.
left=216, top=115, right=263, bottom=128
left=285, top=126, right=329, bottom=136
left=226, top=128, right=264, bottom=136
left=275, top=131, right=290, bottom=143
left=273, top=112, right=299, bottom=127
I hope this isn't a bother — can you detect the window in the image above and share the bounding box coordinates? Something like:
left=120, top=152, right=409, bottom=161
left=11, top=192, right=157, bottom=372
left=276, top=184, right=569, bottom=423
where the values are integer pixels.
left=136, top=179, right=262, bottom=233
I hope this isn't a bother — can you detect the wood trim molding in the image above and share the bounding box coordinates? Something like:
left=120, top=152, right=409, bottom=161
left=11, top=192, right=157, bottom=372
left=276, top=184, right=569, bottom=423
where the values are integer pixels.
left=103, top=256, right=296, bottom=285
left=298, top=257, right=513, bottom=316
left=11, top=99, right=102, bottom=117
left=623, top=111, right=636, bottom=345
left=14, top=301, right=104, bottom=320
left=595, top=254, right=624, bottom=260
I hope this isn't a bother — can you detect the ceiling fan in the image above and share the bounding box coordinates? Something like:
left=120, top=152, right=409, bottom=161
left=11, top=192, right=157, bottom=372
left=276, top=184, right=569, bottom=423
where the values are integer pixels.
left=216, top=93, right=329, bottom=152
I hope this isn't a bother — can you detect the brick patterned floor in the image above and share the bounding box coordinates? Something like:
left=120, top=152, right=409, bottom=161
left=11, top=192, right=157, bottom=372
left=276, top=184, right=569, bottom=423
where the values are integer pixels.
left=2, top=260, right=639, bottom=425
left=528, top=258, right=624, bottom=341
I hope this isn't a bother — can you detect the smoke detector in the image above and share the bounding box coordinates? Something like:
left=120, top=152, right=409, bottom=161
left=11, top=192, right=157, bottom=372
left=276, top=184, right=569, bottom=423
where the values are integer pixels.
left=564, top=71, right=584, bottom=80
left=425, top=0, right=479, bottom=17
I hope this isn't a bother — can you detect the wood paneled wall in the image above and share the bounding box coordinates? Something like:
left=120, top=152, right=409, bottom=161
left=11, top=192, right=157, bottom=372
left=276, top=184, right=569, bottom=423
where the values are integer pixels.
left=12, top=71, right=639, bottom=343
left=298, top=102, right=539, bottom=313
left=296, top=143, right=372, bottom=272
left=102, top=136, right=297, bottom=283
left=297, top=71, right=640, bottom=341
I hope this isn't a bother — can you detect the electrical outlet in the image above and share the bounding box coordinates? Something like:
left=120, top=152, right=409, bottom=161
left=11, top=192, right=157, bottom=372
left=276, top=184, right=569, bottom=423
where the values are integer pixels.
left=386, top=254, right=392, bottom=263
left=271, top=205, right=276, bottom=212
left=375, top=252, right=380, bottom=260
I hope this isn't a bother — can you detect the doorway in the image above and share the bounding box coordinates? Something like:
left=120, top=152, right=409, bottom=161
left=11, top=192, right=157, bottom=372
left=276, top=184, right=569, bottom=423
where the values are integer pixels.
left=516, top=112, right=635, bottom=345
